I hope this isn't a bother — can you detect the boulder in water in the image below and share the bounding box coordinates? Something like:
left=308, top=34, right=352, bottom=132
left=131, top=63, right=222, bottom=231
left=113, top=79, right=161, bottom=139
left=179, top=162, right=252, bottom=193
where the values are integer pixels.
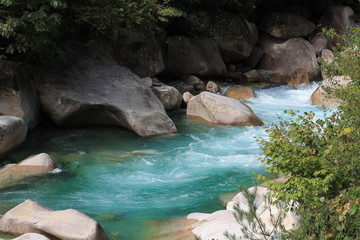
left=34, top=43, right=177, bottom=137
left=0, top=116, right=27, bottom=157
left=187, top=92, right=263, bottom=126
left=152, top=85, right=182, bottom=111
left=0, top=200, right=109, bottom=240
left=311, top=76, right=350, bottom=106
left=225, top=86, right=255, bottom=99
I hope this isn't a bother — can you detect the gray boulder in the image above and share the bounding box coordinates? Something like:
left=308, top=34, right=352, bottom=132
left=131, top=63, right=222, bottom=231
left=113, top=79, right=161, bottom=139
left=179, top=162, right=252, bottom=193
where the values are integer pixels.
left=187, top=92, right=263, bottom=126
left=0, top=200, right=108, bottom=240
left=0, top=116, right=27, bottom=157
left=34, top=43, right=177, bottom=137
left=113, top=25, right=165, bottom=78
left=311, top=32, right=328, bottom=56
left=259, top=12, right=316, bottom=39
left=163, top=37, right=227, bottom=79
left=320, top=5, right=355, bottom=35
left=258, top=35, right=319, bottom=80
left=0, top=60, right=39, bottom=129
left=152, top=85, right=182, bottom=111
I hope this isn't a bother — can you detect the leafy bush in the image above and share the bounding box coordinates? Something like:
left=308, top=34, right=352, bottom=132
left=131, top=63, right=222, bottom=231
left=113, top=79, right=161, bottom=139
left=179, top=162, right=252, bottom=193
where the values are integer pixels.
left=257, top=28, right=360, bottom=240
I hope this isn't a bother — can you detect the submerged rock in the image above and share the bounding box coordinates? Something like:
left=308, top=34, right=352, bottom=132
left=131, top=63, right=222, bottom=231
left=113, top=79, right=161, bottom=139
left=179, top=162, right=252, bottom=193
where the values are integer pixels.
left=0, top=116, right=27, bottom=157
left=187, top=92, right=263, bottom=126
left=0, top=153, right=56, bottom=189
left=35, top=43, right=177, bottom=137
left=0, top=200, right=109, bottom=240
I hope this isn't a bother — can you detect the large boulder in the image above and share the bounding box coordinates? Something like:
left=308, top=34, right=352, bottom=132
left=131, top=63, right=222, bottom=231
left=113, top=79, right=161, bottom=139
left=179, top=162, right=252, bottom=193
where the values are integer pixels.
left=259, top=12, right=316, bottom=39
left=0, top=153, right=56, bottom=189
left=163, top=37, right=227, bottom=79
left=0, top=116, right=27, bottom=157
left=0, top=200, right=108, bottom=240
left=113, top=25, right=165, bottom=78
left=184, top=10, right=258, bottom=62
left=34, top=43, right=177, bottom=137
left=152, top=85, right=182, bottom=111
left=311, top=76, right=350, bottom=106
left=187, top=92, right=263, bottom=126
left=320, top=5, right=355, bottom=35
left=311, top=32, right=328, bottom=56
left=258, top=35, right=319, bottom=80
left=0, top=60, right=39, bottom=129
left=3, top=233, right=51, bottom=240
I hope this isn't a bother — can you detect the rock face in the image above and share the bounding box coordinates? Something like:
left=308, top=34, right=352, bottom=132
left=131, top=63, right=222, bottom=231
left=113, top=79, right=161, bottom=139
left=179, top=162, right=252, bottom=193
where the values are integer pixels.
left=259, top=13, right=316, bottom=39
left=188, top=186, right=299, bottom=240
left=35, top=43, right=177, bottom=137
left=113, top=25, right=165, bottom=78
left=187, top=92, right=263, bottom=126
left=0, top=116, right=27, bottom=157
left=320, top=5, right=355, bottom=35
left=311, top=76, right=350, bottom=106
left=225, top=86, right=255, bottom=99
left=0, top=153, right=56, bottom=189
left=258, top=35, right=318, bottom=80
left=0, top=200, right=109, bottom=240
left=0, top=60, right=39, bottom=130
left=163, top=37, right=228, bottom=79
left=152, top=86, right=182, bottom=111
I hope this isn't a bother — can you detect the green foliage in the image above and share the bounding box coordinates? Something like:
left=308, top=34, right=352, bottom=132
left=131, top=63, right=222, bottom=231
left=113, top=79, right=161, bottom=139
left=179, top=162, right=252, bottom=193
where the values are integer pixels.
left=0, top=0, right=66, bottom=58
left=257, top=28, right=360, bottom=240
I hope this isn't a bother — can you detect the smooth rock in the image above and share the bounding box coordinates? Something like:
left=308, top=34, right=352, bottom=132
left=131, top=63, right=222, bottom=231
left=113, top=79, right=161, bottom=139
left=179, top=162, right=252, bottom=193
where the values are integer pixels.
left=225, top=86, right=254, bottom=99
left=288, top=68, right=310, bottom=87
left=0, top=200, right=109, bottom=240
left=320, top=5, right=355, bottom=35
left=187, top=92, right=263, bottom=126
left=226, top=186, right=269, bottom=211
left=257, top=69, right=282, bottom=84
left=311, top=32, right=328, bottom=56
left=311, top=76, right=350, bottom=106
left=152, top=86, right=182, bottom=111
left=114, top=25, right=165, bottom=77
left=0, top=60, right=39, bottom=129
left=206, top=81, right=220, bottom=93
left=258, top=35, right=319, bottom=80
left=0, top=153, right=56, bottom=189
left=35, top=43, right=177, bottom=137
left=0, top=116, right=27, bottom=157
left=163, top=37, right=227, bottom=79
left=259, top=12, right=316, bottom=39
left=5, top=233, right=51, bottom=240
left=183, top=92, right=194, bottom=104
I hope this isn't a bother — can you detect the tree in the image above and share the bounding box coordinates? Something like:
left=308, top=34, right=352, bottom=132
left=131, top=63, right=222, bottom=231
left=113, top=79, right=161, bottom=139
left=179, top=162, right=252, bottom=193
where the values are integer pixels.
left=257, top=27, right=360, bottom=240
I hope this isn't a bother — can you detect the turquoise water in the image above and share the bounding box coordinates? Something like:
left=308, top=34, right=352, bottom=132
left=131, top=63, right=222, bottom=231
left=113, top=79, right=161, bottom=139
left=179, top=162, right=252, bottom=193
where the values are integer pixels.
left=0, top=84, right=325, bottom=239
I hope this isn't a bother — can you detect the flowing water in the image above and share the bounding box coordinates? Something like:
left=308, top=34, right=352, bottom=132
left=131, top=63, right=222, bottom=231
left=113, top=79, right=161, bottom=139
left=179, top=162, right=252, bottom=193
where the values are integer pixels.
left=0, top=84, right=325, bottom=239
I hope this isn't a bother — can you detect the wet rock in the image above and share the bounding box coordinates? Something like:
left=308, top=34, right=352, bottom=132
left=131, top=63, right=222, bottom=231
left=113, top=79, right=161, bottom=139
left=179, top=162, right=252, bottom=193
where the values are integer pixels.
left=288, top=68, right=310, bottom=87
left=35, top=42, right=177, bottom=137
left=0, top=153, right=56, bottom=189
left=259, top=12, right=315, bottom=39
left=0, top=200, right=109, bottom=240
left=0, top=116, right=27, bottom=157
left=163, top=37, right=227, bottom=79
left=225, top=86, right=255, bottom=99
left=187, top=92, right=263, bottom=126
left=258, top=35, right=318, bottom=80
left=152, top=85, right=182, bottom=111
left=206, top=81, right=220, bottom=93
left=0, top=60, right=39, bottom=130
